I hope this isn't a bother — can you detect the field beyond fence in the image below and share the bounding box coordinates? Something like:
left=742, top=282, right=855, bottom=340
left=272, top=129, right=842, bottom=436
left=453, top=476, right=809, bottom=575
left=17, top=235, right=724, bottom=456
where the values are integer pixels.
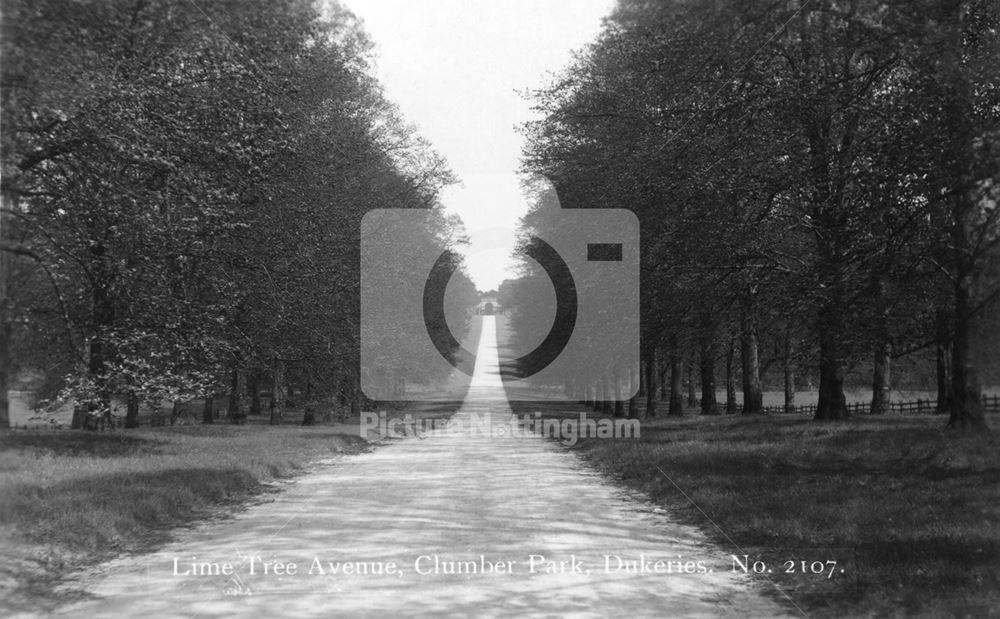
left=726, top=394, right=1000, bottom=415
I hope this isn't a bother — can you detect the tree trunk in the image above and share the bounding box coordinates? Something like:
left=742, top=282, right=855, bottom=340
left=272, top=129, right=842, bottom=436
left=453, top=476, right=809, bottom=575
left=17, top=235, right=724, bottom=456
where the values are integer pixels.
left=950, top=276, right=985, bottom=429
left=805, top=106, right=850, bottom=421
left=125, top=391, right=140, bottom=428
left=941, top=0, right=986, bottom=431
left=0, top=315, right=10, bottom=431
left=869, top=275, right=891, bottom=416
left=0, top=192, right=10, bottom=430
left=814, top=246, right=848, bottom=420
left=270, top=358, right=285, bottom=425
left=349, top=373, right=360, bottom=419
left=815, top=324, right=848, bottom=420
left=71, top=405, right=86, bottom=429
left=88, top=262, right=115, bottom=425
left=871, top=343, right=891, bottom=415
left=638, top=359, right=646, bottom=398
left=228, top=365, right=246, bottom=424
left=659, top=356, right=669, bottom=401
left=935, top=310, right=952, bottom=414
left=783, top=330, right=795, bottom=414
left=725, top=337, right=738, bottom=414
left=627, top=364, right=639, bottom=418
left=685, top=352, right=697, bottom=407
left=700, top=315, right=718, bottom=415
left=302, top=404, right=316, bottom=426
left=644, top=347, right=658, bottom=418
left=668, top=348, right=684, bottom=416
left=740, top=292, right=763, bottom=415
left=249, top=371, right=261, bottom=416
left=201, top=395, right=214, bottom=425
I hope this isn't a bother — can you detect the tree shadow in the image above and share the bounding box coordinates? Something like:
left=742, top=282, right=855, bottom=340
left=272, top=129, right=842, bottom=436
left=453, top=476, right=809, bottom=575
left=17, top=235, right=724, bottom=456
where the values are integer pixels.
left=0, top=432, right=166, bottom=458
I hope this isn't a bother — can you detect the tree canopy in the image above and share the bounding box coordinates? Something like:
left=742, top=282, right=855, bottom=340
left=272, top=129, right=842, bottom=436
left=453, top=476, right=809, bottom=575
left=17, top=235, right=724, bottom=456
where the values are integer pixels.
left=520, top=0, right=1000, bottom=428
left=0, top=0, right=464, bottom=427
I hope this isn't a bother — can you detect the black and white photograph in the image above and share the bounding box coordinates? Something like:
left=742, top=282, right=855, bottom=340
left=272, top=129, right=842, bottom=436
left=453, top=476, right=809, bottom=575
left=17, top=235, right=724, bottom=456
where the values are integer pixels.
left=1, top=0, right=998, bottom=616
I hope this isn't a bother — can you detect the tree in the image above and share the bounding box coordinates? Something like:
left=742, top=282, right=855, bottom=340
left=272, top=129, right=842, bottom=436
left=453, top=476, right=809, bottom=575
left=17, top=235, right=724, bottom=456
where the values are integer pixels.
left=521, top=0, right=998, bottom=429
left=0, top=0, right=457, bottom=428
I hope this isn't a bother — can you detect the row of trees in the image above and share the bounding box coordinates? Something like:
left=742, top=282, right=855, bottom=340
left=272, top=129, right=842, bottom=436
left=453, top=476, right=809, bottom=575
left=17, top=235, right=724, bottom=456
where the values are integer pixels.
left=519, top=0, right=1000, bottom=429
left=0, top=0, right=458, bottom=428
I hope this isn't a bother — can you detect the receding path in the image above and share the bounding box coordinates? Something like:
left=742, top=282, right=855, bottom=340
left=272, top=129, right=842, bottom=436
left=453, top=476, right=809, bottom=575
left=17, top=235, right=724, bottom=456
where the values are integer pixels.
left=54, top=318, right=788, bottom=618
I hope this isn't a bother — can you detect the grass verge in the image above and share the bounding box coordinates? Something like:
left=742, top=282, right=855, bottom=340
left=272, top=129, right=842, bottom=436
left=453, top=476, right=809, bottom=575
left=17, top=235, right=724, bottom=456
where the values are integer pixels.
left=0, top=424, right=370, bottom=613
left=510, top=401, right=1000, bottom=618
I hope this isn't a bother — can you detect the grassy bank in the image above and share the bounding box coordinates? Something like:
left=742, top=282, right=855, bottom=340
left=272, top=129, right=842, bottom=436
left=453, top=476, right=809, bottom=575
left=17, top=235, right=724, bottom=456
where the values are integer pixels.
left=0, top=423, right=371, bottom=612
left=510, top=401, right=1000, bottom=617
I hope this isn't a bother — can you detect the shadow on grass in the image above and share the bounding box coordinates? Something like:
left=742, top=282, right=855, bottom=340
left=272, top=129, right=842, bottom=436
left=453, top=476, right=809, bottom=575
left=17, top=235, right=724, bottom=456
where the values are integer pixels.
left=507, top=398, right=1000, bottom=616
left=0, top=423, right=378, bottom=617
left=0, top=466, right=270, bottom=615
left=3, top=467, right=264, bottom=552
left=859, top=536, right=999, bottom=570
left=0, top=431, right=166, bottom=458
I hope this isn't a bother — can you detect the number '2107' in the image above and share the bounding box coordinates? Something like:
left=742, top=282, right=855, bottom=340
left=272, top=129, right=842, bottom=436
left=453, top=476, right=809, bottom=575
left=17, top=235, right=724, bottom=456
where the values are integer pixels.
left=731, top=555, right=842, bottom=578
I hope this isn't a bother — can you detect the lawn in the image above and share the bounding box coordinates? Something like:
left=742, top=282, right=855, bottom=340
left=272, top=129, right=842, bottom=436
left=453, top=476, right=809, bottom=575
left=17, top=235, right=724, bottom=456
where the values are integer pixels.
left=0, top=423, right=370, bottom=612
left=509, top=400, right=1000, bottom=618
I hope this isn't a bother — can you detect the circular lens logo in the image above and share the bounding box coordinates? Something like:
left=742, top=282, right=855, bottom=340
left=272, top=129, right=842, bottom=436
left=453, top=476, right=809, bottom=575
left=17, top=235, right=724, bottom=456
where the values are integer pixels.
left=422, top=236, right=577, bottom=378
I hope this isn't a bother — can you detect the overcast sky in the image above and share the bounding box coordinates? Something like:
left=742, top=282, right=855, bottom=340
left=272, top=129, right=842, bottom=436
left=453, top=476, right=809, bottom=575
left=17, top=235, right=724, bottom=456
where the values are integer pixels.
left=342, top=0, right=614, bottom=290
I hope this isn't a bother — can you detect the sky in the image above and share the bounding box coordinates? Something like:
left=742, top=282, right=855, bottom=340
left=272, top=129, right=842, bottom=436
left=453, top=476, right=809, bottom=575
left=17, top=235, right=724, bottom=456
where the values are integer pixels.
left=341, top=0, right=615, bottom=290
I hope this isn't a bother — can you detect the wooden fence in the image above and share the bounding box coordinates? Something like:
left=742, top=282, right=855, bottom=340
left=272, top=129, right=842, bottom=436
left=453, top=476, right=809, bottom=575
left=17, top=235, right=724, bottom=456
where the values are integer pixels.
left=730, top=394, right=1000, bottom=416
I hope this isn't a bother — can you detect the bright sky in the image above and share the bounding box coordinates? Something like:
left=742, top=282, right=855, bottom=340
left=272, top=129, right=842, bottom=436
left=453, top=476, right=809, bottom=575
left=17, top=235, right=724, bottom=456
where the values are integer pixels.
left=342, top=0, right=614, bottom=290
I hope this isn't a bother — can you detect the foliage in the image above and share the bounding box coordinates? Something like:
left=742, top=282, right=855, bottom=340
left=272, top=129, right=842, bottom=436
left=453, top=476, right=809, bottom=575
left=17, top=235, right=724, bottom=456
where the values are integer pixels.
left=519, top=0, right=1000, bottom=426
left=0, top=0, right=461, bottom=425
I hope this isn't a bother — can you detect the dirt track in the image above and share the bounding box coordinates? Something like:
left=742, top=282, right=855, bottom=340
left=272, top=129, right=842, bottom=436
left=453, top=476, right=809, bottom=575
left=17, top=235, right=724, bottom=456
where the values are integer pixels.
left=51, top=317, right=787, bottom=618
